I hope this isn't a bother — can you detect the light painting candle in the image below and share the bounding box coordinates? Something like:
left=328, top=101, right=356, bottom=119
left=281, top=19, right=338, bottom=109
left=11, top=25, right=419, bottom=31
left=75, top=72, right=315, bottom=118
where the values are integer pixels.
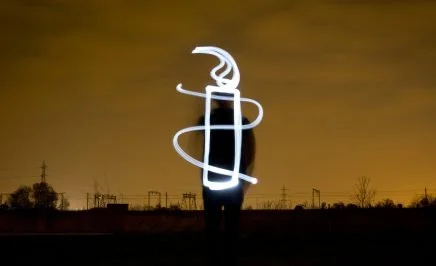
left=173, top=46, right=263, bottom=191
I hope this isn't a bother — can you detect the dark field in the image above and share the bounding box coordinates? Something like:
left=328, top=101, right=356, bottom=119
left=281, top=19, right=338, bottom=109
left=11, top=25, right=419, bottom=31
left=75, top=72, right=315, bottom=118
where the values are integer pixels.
left=0, top=209, right=435, bottom=266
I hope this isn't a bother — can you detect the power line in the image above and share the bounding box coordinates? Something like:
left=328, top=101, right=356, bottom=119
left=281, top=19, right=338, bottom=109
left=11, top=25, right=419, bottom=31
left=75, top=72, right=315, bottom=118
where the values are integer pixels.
left=278, top=186, right=289, bottom=209
left=312, top=188, right=321, bottom=209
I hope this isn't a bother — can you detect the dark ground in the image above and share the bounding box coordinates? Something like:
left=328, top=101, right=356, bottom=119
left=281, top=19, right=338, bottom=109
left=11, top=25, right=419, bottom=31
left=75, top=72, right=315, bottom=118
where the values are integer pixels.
left=1, top=209, right=436, bottom=265
left=0, top=231, right=434, bottom=266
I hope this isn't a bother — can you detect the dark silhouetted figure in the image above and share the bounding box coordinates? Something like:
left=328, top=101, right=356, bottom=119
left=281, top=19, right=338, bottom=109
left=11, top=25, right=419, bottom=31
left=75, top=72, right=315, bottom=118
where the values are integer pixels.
left=196, top=94, right=256, bottom=265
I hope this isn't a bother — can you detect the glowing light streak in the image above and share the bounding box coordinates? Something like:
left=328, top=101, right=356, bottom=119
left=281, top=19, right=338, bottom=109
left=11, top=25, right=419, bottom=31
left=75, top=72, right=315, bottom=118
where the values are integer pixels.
left=173, top=46, right=263, bottom=190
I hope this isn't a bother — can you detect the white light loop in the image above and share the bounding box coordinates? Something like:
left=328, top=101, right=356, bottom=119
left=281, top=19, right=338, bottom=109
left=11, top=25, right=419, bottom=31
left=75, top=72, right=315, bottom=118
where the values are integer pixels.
left=173, top=46, right=263, bottom=191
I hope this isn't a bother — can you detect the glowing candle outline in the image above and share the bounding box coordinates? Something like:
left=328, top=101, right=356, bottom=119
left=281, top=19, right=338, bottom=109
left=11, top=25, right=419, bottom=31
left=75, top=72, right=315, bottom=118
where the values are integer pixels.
left=173, top=46, right=263, bottom=190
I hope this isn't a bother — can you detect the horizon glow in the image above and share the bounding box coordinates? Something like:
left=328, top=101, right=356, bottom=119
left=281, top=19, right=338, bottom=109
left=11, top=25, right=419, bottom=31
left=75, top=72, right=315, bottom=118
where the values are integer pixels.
left=173, top=46, right=263, bottom=191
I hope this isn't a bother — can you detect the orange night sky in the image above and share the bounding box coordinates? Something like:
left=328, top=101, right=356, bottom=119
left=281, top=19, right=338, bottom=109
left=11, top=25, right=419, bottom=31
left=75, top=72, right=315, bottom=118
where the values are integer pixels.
left=1, top=0, right=435, bottom=209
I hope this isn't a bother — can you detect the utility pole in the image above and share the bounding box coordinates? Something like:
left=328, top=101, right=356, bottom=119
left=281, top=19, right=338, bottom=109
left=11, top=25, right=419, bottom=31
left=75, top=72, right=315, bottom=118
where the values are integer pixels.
left=279, top=186, right=288, bottom=209
left=147, top=191, right=161, bottom=209
left=312, top=188, right=321, bottom=209
left=41, top=160, right=47, bottom=183
left=94, top=193, right=116, bottom=208
left=165, top=192, right=168, bottom=208
left=181, top=193, right=197, bottom=210
left=58, top=192, right=65, bottom=210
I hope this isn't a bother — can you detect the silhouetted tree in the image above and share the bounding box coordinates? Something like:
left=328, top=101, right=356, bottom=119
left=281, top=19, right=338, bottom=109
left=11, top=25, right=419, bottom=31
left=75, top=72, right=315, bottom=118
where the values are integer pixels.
left=351, top=176, right=376, bottom=208
left=346, top=203, right=358, bottom=209
left=58, top=196, right=70, bottom=210
left=262, top=200, right=276, bottom=209
left=294, top=205, right=305, bottom=211
left=32, top=182, right=58, bottom=209
left=375, top=198, right=396, bottom=208
left=321, top=202, right=327, bottom=209
left=331, top=202, right=345, bottom=209
left=7, top=185, right=33, bottom=209
left=409, top=194, right=436, bottom=208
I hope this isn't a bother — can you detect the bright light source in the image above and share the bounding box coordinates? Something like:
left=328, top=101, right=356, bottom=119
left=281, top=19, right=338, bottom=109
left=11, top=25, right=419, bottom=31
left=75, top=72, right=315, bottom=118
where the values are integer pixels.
left=173, top=46, right=263, bottom=190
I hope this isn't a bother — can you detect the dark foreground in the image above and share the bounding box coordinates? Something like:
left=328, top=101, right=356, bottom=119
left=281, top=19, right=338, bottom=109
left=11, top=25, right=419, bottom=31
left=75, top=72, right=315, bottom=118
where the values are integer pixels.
left=0, top=231, right=434, bottom=266
left=0, top=209, right=435, bottom=265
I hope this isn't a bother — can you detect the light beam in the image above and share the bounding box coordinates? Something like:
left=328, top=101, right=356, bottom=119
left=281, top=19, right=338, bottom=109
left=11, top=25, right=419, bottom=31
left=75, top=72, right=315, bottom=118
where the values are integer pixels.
left=173, top=46, right=263, bottom=190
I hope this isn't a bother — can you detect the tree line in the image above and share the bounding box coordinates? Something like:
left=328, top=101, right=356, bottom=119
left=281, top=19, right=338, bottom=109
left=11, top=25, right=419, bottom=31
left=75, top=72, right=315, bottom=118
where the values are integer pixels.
left=1, top=181, right=69, bottom=210
left=2, top=176, right=434, bottom=211
left=248, top=176, right=435, bottom=210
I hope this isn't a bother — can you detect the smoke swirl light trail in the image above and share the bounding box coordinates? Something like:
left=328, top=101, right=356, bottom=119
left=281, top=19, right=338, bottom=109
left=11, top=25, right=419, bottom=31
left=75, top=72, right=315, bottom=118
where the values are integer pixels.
left=173, top=46, right=263, bottom=191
